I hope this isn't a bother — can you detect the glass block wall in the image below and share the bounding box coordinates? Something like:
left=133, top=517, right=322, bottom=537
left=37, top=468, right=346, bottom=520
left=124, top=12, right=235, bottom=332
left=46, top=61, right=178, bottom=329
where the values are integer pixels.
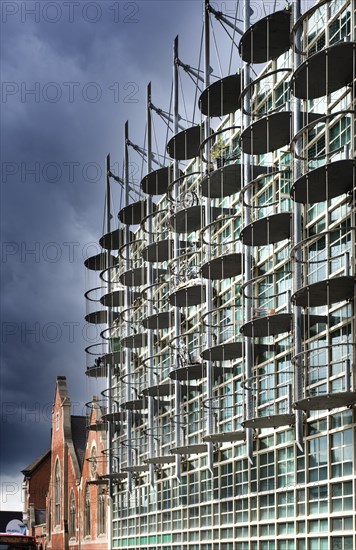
left=84, top=1, right=356, bottom=549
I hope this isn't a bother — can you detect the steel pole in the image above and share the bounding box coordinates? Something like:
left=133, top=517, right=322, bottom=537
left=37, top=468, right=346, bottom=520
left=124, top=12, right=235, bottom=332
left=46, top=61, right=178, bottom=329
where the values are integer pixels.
left=203, top=0, right=214, bottom=475
left=105, top=154, right=113, bottom=548
left=173, top=35, right=182, bottom=481
left=124, top=121, right=133, bottom=491
left=293, top=0, right=304, bottom=453
left=242, top=0, right=253, bottom=465
left=146, top=82, right=155, bottom=487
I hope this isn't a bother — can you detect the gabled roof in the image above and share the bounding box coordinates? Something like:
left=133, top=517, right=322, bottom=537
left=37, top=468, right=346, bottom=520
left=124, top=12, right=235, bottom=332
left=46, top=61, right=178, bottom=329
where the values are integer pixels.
left=21, top=449, right=51, bottom=477
left=70, top=416, right=87, bottom=468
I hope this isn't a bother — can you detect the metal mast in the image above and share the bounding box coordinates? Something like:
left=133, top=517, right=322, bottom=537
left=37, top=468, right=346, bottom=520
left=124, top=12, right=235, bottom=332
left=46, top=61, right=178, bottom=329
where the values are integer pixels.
left=242, top=0, right=253, bottom=465
left=146, top=82, right=155, bottom=487
left=292, top=0, right=304, bottom=452
left=203, top=0, right=214, bottom=474
left=173, top=35, right=182, bottom=480
left=124, top=121, right=133, bottom=493
left=105, top=153, right=113, bottom=546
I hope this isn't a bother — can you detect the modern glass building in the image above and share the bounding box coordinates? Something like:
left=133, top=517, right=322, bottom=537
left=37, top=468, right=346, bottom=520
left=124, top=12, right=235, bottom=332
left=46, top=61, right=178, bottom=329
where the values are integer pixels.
left=84, top=1, right=356, bottom=548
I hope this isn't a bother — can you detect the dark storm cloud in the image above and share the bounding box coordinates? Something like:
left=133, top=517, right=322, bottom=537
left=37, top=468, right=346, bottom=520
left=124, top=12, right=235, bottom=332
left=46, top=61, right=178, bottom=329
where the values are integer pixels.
left=1, top=0, right=205, bottom=504
left=1, top=0, right=289, bottom=508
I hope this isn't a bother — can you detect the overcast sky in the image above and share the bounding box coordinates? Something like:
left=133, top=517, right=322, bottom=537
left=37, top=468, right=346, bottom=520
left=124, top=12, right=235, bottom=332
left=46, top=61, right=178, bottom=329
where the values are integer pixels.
left=0, top=0, right=288, bottom=511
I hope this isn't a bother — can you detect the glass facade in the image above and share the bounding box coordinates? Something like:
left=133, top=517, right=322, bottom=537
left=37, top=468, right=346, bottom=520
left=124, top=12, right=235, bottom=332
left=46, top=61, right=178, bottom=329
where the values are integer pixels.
left=84, top=1, right=356, bottom=548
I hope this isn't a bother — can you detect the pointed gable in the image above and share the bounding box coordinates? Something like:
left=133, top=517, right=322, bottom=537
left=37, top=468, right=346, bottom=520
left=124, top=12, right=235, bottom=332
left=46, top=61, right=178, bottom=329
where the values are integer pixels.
left=71, top=416, right=87, bottom=469
left=22, top=449, right=51, bottom=477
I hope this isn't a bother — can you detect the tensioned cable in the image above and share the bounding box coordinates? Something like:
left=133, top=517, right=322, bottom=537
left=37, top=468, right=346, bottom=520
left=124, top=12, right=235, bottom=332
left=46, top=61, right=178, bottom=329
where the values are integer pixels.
left=192, top=25, right=205, bottom=124
left=178, top=68, right=189, bottom=126
left=216, top=19, right=241, bottom=57
left=151, top=106, right=169, bottom=120
left=128, top=138, right=172, bottom=167
left=211, top=18, right=223, bottom=78
left=110, top=177, right=118, bottom=230
left=250, top=65, right=258, bottom=78
left=155, top=111, right=172, bottom=132
left=155, top=105, right=195, bottom=129
left=183, top=67, right=203, bottom=94
left=118, top=162, right=123, bottom=211
left=228, top=0, right=240, bottom=74
left=140, top=124, right=147, bottom=183
left=129, top=144, right=146, bottom=167
left=164, top=81, right=174, bottom=166
left=152, top=116, right=161, bottom=169
left=155, top=106, right=175, bottom=121
left=118, top=175, right=140, bottom=201
left=102, top=191, right=107, bottom=238
left=180, top=63, right=205, bottom=75
left=218, top=10, right=243, bottom=23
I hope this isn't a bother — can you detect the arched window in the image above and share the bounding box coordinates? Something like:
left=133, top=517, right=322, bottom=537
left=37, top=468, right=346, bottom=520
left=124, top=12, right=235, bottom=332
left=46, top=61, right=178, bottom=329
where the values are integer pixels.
left=69, top=490, right=76, bottom=539
left=97, top=489, right=106, bottom=535
left=90, top=446, right=97, bottom=479
left=54, top=460, right=60, bottom=526
left=84, top=485, right=91, bottom=538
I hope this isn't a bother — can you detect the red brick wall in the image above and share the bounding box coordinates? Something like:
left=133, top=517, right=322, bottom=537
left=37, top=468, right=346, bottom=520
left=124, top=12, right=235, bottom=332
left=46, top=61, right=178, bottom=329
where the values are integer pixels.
left=66, top=446, right=79, bottom=550
left=47, top=383, right=69, bottom=550
left=34, top=524, right=46, bottom=549
left=80, top=404, right=108, bottom=550
left=28, top=454, right=51, bottom=510
left=41, top=381, right=108, bottom=550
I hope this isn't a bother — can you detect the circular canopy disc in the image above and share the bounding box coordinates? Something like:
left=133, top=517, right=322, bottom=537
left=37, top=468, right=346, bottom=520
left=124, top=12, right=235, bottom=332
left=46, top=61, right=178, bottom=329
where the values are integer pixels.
left=291, top=159, right=355, bottom=204
left=118, top=200, right=155, bottom=225
left=84, top=252, right=115, bottom=271
left=201, top=164, right=267, bottom=198
left=292, top=41, right=356, bottom=99
left=201, top=342, right=244, bottom=362
left=119, top=267, right=166, bottom=287
left=201, top=253, right=243, bottom=280
left=121, top=333, right=148, bottom=349
left=241, top=112, right=321, bottom=155
left=241, top=111, right=292, bottom=154
left=99, top=228, right=131, bottom=250
left=120, top=398, right=149, bottom=411
left=240, top=212, right=291, bottom=246
left=140, top=166, right=182, bottom=195
left=169, top=283, right=206, bottom=307
left=170, top=206, right=235, bottom=234
left=142, top=311, right=176, bottom=330
left=86, top=364, right=108, bottom=378
left=145, top=456, right=175, bottom=464
left=141, top=383, right=174, bottom=397
left=167, top=126, right=202, bottom=160
left=294, top=392, right=356, bottom=411
left=142, top=240, right=174, bottom=263
left=292, top=276, right=355, bottom=308
left=203, top=431, right=245, bottom=443
left=85, top=310, right=119, bottom=325
left=240, top=313, right=293, bottom=337
left=199, top=74, right=241, bottom=116
left=243, top=413, right=295, bottom=429
left=239, top=9, right=291, bottom=64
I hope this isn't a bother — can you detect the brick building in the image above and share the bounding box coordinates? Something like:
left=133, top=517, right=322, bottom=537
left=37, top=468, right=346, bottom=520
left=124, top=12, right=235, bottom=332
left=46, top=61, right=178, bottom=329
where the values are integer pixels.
left=23, top=376, right=108, bottom=550
left=22, top=448, right=51, bottom=542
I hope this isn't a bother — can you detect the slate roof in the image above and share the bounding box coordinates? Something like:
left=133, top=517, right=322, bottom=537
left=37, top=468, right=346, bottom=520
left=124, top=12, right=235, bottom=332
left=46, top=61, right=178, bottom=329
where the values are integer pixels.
left=71, top=416, right=87, bottom=468
left=21, top=449, right=51, bottom=477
